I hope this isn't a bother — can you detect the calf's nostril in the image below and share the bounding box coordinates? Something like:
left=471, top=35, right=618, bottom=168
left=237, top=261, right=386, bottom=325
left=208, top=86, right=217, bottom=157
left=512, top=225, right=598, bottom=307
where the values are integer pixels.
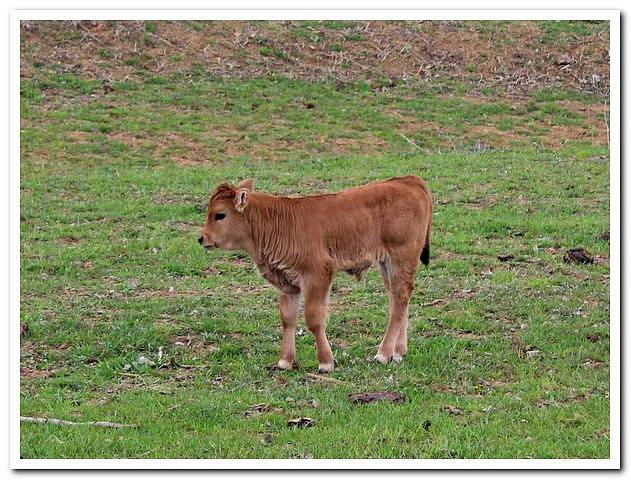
left=198, top=236, right=204, bottom=245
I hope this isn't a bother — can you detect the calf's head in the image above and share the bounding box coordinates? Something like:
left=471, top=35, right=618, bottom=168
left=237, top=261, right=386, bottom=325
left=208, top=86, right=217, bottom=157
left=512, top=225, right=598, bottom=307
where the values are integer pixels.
left=199, top=179, right=253, bottom=250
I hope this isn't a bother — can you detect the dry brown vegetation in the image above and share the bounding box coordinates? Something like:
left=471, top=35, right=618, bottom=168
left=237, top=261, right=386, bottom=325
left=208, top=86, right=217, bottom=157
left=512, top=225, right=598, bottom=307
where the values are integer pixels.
left=21, top=20, right=609, bottom=97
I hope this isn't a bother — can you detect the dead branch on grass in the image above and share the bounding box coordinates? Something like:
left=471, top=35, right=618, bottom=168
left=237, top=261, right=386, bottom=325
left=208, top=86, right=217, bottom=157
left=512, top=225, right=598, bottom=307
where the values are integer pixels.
left=21, top=416, right=137, bottom=429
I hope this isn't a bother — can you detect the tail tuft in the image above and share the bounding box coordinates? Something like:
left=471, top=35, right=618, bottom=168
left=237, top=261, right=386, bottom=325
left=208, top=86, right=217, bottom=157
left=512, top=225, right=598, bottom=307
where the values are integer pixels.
left=420, top=244, right=430, bottom=266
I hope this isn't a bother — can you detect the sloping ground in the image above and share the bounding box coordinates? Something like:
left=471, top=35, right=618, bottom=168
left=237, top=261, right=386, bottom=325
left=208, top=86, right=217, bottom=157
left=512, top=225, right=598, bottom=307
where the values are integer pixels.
left=21, top=20, right=609, bottom=97
left=19, top=21, right=610, bottom=168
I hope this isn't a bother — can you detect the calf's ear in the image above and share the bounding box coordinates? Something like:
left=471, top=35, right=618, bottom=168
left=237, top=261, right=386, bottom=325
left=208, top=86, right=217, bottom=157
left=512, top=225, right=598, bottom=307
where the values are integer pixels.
left=234, top=188, right=250, bottom=212
left=238, top=179, right=254, bottom=192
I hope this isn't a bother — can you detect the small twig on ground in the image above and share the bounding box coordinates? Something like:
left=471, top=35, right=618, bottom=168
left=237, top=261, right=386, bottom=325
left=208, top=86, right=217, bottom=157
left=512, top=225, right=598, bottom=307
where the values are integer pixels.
left=21, top=416, right=137, bottom=429
left=178, top=363, right=211, bottom=369
left=398, top=132, right=422, bottom=151
left=78, top=25, right=108, bottom=46
left=144, top=30, right=175, bottom=47
left=399, top=41, right=411, bottom=55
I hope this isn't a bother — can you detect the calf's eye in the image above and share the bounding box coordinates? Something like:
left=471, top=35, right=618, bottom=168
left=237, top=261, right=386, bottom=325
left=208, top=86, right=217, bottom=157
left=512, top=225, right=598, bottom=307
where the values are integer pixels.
left=214, top=213, right=226, bottom=221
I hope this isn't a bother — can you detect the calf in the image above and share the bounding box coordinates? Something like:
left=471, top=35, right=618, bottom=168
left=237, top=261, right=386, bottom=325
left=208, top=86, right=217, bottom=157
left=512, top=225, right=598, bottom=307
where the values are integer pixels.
left=198, top=176, right=432, bottom=372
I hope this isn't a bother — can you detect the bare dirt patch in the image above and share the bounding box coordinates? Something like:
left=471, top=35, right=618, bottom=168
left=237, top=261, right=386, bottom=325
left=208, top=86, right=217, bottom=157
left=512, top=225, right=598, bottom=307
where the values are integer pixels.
left=541, top=124, right=608, bottom=148
left=108, top=131, right=147, bottom=150
left=463, top=125, right=522, bottom=149
left=20, top=341, right=61, bottom=381
left=153, top=133, right=213, bottom=166
left=388, top=111, right=442, bottom=134
left=20, top=365, right=56, bottom=380
left=58, top=235, right=80, bottom=246
left=536, top=392, right=589, bottom=408
left=66, top=131, right=90, bottom=142
left=462, top=194, right=498, bottom=211
left=349, top=391, right=406, bottom=404
left=171, top=334, right=219, bottom=355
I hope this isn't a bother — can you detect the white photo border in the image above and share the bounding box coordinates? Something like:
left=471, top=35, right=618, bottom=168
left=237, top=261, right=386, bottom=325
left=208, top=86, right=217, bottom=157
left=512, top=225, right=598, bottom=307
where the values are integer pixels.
left=9, top=7, right=620, bottom=470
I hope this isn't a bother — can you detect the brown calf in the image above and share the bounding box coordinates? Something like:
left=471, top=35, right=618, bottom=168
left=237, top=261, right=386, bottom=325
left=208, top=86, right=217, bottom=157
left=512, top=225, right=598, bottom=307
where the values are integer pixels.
left=199, top=176, right=432, bottom=372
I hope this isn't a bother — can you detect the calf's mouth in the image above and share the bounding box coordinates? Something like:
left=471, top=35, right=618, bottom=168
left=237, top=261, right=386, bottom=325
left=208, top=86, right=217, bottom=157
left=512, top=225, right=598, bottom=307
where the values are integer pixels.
left=198, top=236, right=216, bottom=250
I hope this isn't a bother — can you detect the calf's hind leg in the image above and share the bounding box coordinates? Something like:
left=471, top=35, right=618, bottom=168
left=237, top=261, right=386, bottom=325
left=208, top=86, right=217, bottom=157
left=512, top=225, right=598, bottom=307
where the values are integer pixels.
left=375, top=263, right=415, bottom=364
left=277, top=292, right=302, bottom=370
left=394, top=317, right=408, bottom=362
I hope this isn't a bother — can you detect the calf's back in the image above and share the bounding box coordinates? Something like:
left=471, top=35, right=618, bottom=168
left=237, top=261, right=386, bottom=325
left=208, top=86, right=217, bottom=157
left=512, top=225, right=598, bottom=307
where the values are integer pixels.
left=246, top=175, right=432, bottom=273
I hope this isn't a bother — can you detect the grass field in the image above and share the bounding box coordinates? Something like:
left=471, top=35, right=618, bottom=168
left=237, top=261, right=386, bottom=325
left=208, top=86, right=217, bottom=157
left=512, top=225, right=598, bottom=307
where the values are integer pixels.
left=20, top=20, right=610, bottom=459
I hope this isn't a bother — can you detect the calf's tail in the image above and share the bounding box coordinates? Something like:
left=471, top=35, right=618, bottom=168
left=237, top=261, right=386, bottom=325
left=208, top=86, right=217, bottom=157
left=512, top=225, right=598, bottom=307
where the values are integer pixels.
left=420, top=221, right=431, bottom=266
left=420, top=195, right=432, bottom=266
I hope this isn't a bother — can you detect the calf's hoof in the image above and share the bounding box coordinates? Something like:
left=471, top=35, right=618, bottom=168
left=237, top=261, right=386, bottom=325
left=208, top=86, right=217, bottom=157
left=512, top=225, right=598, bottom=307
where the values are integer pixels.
left=276, top=359, right=293, bottom=370
left=373, top=353, right=390, bottom=364
left=318, top=362, right=334, bottom=373
left=391, top=354, right=403, bottom=363
left=395, top=347, right=408, bottom=357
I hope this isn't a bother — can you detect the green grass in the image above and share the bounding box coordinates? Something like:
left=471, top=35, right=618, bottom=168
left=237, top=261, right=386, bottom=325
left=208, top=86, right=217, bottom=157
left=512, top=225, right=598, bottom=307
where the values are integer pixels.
left=537, top=20, right=608, bottom=44
left=298, top=20, right=359, bottom=30
left=144, top=21, right=158, bottom=34
left=290, top=20, right=361, bottom=44
left=20, top=70, right=610, bottom=459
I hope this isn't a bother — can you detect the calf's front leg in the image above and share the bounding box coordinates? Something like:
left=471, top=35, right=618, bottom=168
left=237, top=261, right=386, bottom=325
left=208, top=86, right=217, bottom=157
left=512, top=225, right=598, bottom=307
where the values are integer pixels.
left=277, top=292, right=301, bottom=370
left=303, top=277, right=335, bottom=373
